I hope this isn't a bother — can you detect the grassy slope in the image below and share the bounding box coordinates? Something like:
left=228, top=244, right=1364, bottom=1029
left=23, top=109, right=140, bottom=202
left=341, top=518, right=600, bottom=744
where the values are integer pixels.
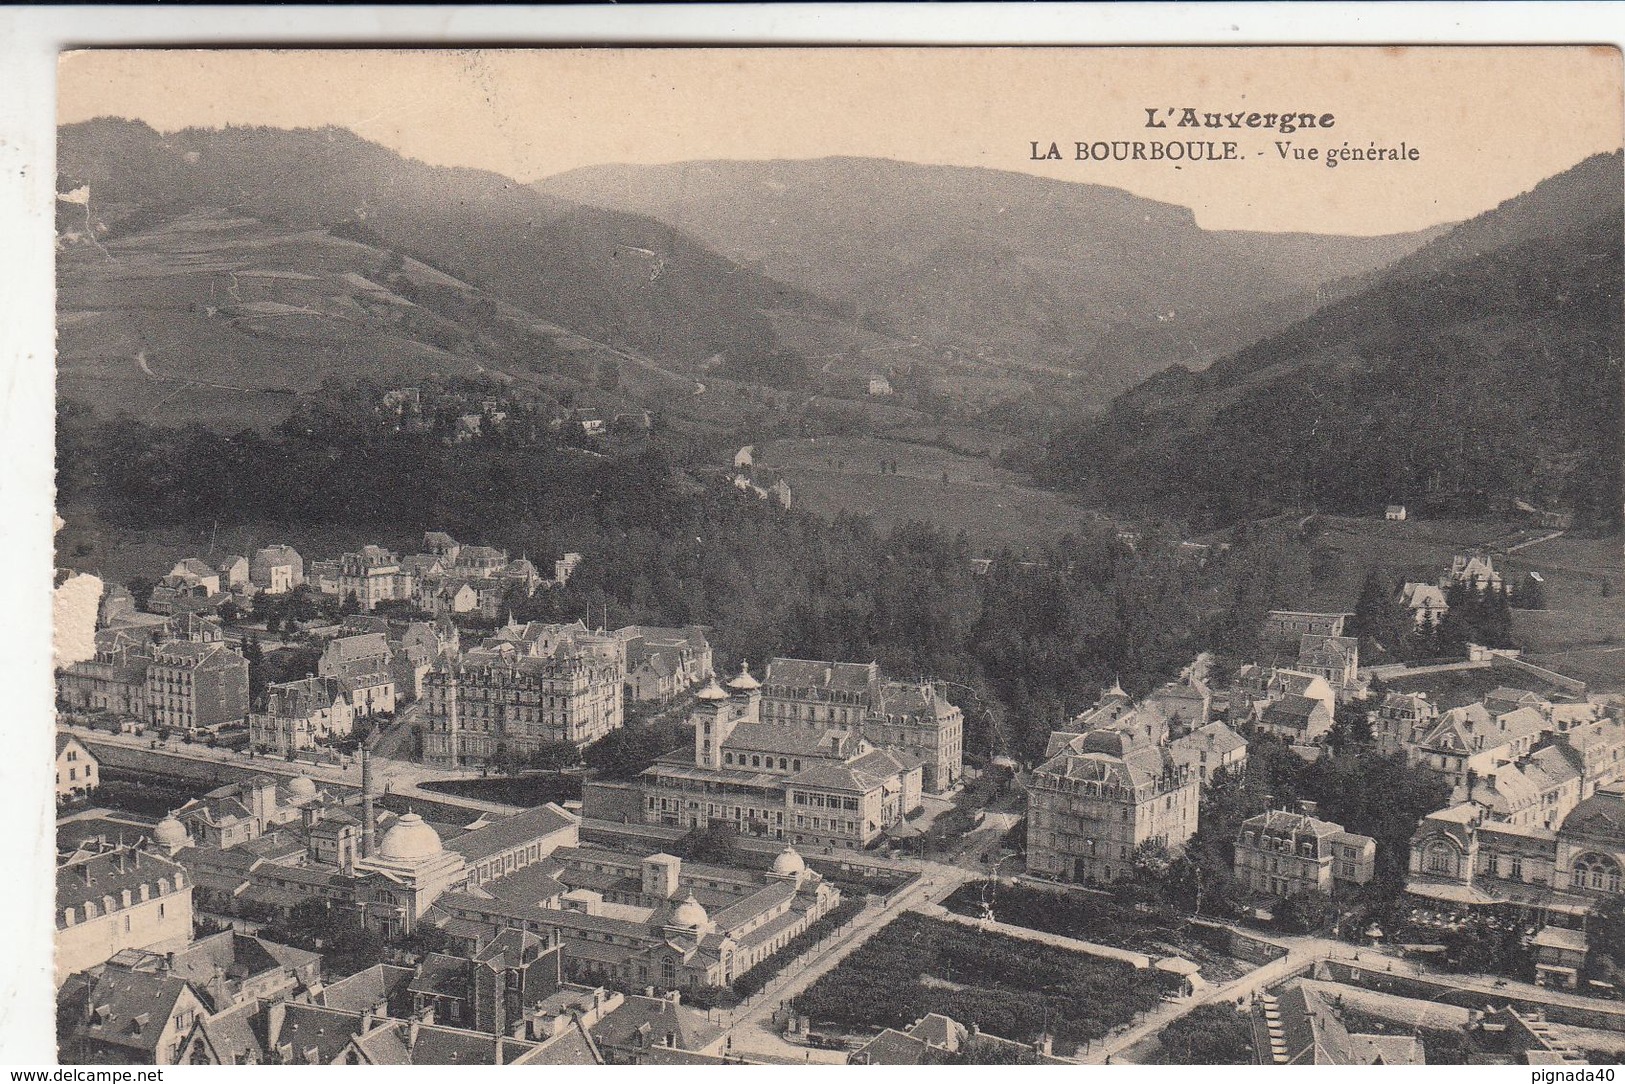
left=1218, top=513, right=1624, bottom=692
left=752, top=435, right=1113, bottom=554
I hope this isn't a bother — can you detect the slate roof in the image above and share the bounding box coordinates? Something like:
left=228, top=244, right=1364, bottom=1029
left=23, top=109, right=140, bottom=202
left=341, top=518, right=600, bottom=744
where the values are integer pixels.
left=763, top=658, right=878, bottom=695
left=150, top=640, right=242, bottom=670
left=406, top=953, right=469, bottom=1000
left=265, top=676, right=345, bottom=719
left=445, top=803, right=575, bottom=863
left=325, top=633, right=392, bottom=663
left=317, top=964, right=417, bottom=1014
left=875, top=681, right=956, bottom=720
left=156, top=931, right=314, bottom=1002
left=1263, top=694, right=1325, bottom=723
left=350, top=1023, right=412, bottom=1065
left=477, top=862, right=568, bottom=906
left=1560, top=787, right=1625, bottom=844
left=57, top=848, right=186, bottom=924
left=1168, top=721, right=1247, bottom=762
left=709, top=881, right=796, bottom=933
left=57, top=732, right=94, bottom=758
left=724, top=724, right=844, bottom=758
left=57, top=814, right=153, bottom=854
left=908, top=1013, right=966, bottom=1048
left=1256, top=982, right=1357, bottom=1065
left=63, top=970, right=199, bottom=1059
left=273, top=1004, right=366, bottom=1064
left=854, top=1028, right=931, bottom=1064
left=1350, top=1034, right=1425, bottom=1065
left=191, top=997, right=265, bottom=1065
left=407, top=1024, right=538, bottom=1065
left=1037, top=729, right=1173, bottom=790
left=591, top=995, right=721, bottom=1053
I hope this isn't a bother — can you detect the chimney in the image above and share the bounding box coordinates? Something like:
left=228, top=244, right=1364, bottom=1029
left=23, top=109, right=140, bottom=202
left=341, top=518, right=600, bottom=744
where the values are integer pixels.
left=408, top=1016, right=421, bottom=1050
left=360, top=742, right=377, bottom=859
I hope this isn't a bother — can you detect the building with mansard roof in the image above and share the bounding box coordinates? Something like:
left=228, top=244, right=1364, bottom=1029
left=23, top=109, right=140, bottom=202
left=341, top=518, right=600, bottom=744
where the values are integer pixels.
left=1233, top=806, right=1376, bottom=901
left=1026, top=724, right=1199, bottom=885
left=759, top=656, right=964, bottom=792
left=422, top=619, right=627, bottom=766
left=56, top=846, right=193, bottom=985
left=1406, top=784, right=1625, bottom=978
left=634, top=669, right=923, bottom=849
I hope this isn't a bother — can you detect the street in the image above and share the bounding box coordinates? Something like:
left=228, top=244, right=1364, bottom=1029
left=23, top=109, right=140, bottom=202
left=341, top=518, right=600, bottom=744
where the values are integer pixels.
left=66, top=712, right=521, bottom=815
left=1085, top=926, right=1625, bottom=1065
left=716, top=861, right=976, bottom=1063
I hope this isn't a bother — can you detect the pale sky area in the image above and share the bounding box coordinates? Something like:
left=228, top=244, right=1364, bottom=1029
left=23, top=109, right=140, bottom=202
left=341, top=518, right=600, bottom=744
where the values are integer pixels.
left=59, top=46, right=1623, bottom=235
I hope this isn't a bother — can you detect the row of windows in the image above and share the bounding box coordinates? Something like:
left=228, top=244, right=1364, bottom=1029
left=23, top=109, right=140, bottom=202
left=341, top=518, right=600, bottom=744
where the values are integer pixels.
left=1030, top=834, right=1134, bottom=861
left=796, top=814, right=857, bottom=834
left=724, top=752, right=802, bottom=771
left=792, top=792, right=860, bottom=811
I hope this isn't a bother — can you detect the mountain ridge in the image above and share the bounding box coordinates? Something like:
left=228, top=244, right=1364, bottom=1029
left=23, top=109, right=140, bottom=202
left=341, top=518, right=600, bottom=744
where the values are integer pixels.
left=538, top=154, right=1451, bottom=395
left=1039, top=150, right=1624, bottom=530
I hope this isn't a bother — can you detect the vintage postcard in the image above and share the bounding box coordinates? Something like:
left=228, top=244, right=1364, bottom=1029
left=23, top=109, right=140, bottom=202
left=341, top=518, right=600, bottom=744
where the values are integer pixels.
left=40, top=44, right=1625, bottom=1067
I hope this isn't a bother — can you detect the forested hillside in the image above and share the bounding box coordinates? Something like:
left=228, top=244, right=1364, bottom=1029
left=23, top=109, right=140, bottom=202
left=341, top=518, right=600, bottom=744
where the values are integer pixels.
left=57, top=390, right=1317, bottom=760
left=1040, top=152, right=1624, bottom=530
left=543, top=156, right=1443, bottom=399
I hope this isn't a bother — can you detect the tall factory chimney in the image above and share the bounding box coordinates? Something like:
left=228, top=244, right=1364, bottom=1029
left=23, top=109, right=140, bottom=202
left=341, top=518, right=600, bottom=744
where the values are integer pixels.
left=360, top=739, right=377, bottom=859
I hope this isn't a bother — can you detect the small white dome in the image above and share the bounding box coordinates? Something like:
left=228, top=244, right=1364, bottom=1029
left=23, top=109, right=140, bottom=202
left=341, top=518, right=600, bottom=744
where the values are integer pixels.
left=727, top=663, right=761, bottom=691
left=378, top=813, right=442, bottom=861
left=696, top=679, right=730, bottom=702
left=153, top=815, right=188, bottom=849
left=671, top=891, right=709, bottom=929
left=772, top=845, right=806, bottom=877
left=286, top=775, right=317, bottom=799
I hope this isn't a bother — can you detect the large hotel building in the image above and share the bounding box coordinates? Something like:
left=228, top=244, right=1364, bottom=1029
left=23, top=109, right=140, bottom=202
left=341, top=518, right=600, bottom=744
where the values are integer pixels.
left=423, top=621, right=626, bottom=767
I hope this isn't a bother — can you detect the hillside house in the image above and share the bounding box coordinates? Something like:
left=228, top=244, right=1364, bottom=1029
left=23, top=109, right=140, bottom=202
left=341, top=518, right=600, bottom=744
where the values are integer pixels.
left=57, top=733, right=100, bottom=800
left=1443, top=553, right=1503, bottom=591
left=250, top=545, right=304, bottom=595
left=1402, top=582, right=1450, bottom=626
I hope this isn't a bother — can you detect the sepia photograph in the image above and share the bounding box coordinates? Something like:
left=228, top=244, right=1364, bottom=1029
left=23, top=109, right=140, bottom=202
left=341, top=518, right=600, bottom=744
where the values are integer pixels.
left=31, top=38, right=1625, bottom=1067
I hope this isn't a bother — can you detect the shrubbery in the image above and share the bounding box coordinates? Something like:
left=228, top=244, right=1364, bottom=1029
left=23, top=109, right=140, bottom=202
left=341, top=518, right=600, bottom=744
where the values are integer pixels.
left=791, top=912, right=1168, bottom=1053
left=732, top=896, right=865, bottom=998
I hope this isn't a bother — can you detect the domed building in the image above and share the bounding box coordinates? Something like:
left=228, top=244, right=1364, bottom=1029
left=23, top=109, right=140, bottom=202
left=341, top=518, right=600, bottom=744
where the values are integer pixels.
left=431, top=846, right=842, bottom=994
left=1556, top=787, right=1625, bottom=896
left=285, top=775, right=318, bottom=801
left=152, top=814, right=189, bottom=856
left=352, top=811, right=466, bottom=938
left=771, top=845, right=806, bottom=879
left=727, top=663, right=761, bottom=694
left=666, top=891, right=713, bottom=934
left=378, top=812, right=443, bottom=861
